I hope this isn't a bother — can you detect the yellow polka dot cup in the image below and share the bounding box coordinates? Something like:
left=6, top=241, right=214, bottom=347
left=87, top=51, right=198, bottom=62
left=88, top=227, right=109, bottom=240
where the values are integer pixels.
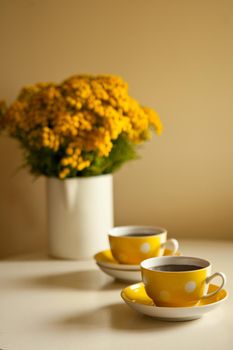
left=141, top=256, right=226, bottom=307
left=108, top=226, right=179, bottom=265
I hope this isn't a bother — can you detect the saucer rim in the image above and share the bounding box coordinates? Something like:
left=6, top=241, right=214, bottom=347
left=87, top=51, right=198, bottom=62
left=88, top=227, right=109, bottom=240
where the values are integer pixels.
left=94, top=249, right=181, bottom=271
left=97, top=263, right=142, bottom=282
left=121, top=282, right=228, bottom=310
left=96, top=262, right=141, bottom=272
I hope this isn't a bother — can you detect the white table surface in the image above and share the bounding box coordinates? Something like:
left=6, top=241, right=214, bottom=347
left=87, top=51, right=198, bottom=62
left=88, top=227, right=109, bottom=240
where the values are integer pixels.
left=0, top=239, right=232, bottom=350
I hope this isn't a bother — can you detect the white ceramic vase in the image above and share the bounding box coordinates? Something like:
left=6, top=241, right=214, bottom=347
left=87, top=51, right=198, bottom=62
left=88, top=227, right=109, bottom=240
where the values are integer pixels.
left=47, top=174, right=113, bottom=260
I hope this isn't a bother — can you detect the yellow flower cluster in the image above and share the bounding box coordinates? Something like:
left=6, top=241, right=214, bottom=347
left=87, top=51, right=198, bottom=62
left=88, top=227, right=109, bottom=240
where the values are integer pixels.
left=59, top=146, right=91, bottom=179
left=1, top=75, right=162, bottom=179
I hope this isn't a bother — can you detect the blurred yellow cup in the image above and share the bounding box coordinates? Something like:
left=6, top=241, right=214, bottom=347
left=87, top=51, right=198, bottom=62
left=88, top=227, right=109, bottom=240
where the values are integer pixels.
left=108, top=226, right=179, bottom=265
left=141, top=256, right=226, bottom=307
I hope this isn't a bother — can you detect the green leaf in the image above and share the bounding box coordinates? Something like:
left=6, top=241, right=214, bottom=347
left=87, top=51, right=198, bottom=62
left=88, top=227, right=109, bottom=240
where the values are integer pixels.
left=80, top=135, right=138, bottom=176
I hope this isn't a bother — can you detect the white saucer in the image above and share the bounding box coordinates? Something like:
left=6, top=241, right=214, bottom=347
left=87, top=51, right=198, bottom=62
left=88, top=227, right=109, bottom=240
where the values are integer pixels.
left=96, top=263, right=141, bottom=282
left=94, top=249, right=181, bottom=283
left=121, top=282, right=228, bottom=321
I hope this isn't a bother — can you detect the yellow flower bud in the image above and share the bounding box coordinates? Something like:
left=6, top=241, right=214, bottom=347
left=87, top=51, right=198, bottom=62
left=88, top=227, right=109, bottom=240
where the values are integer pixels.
left=66, top=147, right=73, bottom=155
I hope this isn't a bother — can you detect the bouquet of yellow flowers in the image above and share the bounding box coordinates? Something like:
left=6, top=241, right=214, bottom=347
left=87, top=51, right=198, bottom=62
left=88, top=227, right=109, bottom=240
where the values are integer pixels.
left=0, top=75, right=162, bottom=179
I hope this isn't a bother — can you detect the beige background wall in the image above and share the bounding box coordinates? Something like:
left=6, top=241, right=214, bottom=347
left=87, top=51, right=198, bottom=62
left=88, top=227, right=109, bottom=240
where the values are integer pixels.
left=0, top=0, right=232, bottom=258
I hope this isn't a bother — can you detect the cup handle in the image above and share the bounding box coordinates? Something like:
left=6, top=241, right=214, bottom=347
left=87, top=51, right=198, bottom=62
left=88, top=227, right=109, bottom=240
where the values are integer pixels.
left=163, top=238, right=179, bottom=255
left=201, top=272, right=226, bottom=299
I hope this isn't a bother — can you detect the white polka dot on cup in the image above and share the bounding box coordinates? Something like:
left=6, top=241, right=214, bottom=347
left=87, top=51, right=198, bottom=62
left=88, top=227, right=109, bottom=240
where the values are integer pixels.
left=185, top=281, right=196, bottom=293
left=140, top=242, right=151, bottom=253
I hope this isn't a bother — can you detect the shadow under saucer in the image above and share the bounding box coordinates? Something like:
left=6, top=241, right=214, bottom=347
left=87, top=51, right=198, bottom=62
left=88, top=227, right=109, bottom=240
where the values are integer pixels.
left=54, top=303, right=194, bottom=332
left=22, top=269, right=127, bottom=291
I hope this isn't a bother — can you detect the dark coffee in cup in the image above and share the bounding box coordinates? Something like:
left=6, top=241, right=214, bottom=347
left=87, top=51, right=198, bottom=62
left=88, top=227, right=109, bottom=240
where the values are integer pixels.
left=149, top=264, right=202, bottom=272
left=123, top=233, right=156, bottom=237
